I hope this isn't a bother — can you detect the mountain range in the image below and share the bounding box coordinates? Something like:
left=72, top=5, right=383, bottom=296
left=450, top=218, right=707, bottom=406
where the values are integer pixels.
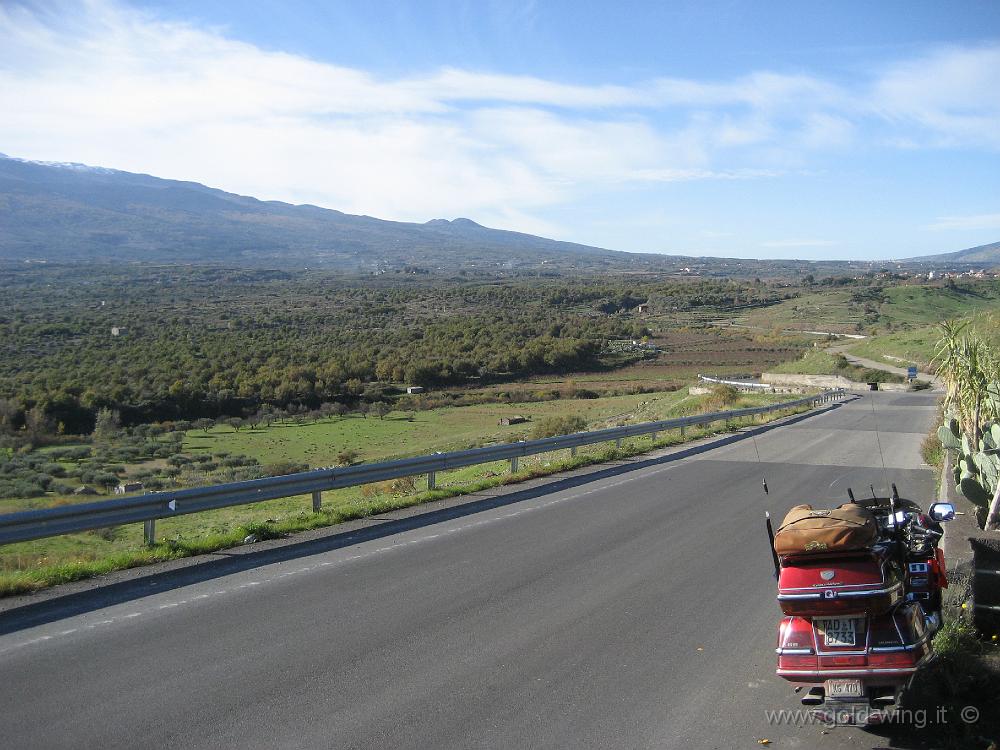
left=1, top=153, right=996, bottom=270
left=0, top=154, right=625, bottom=270
left=903, top=240, right=1000, bottom=265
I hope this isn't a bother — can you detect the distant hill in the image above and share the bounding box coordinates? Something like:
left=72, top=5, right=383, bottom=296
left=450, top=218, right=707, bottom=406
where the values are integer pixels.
left=908, top=240, right=1000, bottom=265
left=0, top=154, right=624, bottom=269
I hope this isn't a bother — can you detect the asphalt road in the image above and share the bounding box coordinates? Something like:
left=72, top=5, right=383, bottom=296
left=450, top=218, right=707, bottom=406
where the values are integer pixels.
left=0, top=392, right=941, bottom=749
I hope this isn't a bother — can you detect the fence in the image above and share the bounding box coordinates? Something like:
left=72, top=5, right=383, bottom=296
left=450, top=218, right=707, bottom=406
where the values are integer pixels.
left=0, top=390, right=845, bottom=547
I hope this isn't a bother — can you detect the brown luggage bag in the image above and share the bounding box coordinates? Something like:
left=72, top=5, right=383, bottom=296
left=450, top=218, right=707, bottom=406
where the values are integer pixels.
left=774, top=502, right=877, bottom=556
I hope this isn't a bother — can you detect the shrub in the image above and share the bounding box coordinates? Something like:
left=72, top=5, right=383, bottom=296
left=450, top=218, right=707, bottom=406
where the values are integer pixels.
left=41, top=462, right=67, bottom=477
left=262, top=461, right=309, bottom=477
left=920, top=428, right=943, bottom=468
left=531, top=415, right=588, bottom=439
left=389, top=475, right=416, bottom=494
left=337, top=448, right=360, bottom=466
left=702, top=385, right=740, bottom=410
left=360, top=483, right=383, bottom=500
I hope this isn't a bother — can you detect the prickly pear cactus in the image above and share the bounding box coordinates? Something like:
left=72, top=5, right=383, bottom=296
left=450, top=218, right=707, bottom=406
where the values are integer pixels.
left=943, top=415, right=1000, bottom=509
left=938, top=418, right=962, bottom=451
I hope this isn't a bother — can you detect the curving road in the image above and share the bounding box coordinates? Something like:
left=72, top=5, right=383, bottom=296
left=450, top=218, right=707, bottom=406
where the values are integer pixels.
left=0, top=391, right=940, bottom=749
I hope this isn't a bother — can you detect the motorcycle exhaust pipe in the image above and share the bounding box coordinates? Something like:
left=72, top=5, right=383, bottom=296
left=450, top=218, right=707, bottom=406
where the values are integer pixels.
left=801, top=687, right=824, bottom=706
left=871, top=688, right=897, bottom=706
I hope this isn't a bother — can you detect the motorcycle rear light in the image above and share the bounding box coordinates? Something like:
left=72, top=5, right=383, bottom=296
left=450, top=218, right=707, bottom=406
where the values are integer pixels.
left=777, top=654, right=817, bottom=669
left=778, top=617, right=815, bottom=651
left=819, top=655, right=866, bottom=667
left=868, top=651, right=919, bottom=669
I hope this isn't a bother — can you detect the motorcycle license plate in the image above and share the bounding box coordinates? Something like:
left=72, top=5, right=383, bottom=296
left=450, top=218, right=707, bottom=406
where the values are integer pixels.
left=825, top=679, right=864, bottom=699
left=817, top=617, right=858, bottom=647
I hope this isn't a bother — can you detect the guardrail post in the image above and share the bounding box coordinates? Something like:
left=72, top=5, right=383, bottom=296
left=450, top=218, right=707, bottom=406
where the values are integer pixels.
left=651, top=431, right=657, bottom=442
left=143, top=518, right=156, bottom=545
left=312, top=490, right=322, bottom=512
left=680, top=425, right=685, bottom=438
left=615, top=438, right=622, bottom=449
left=510, top=456, right=519, bottom=473
left=427, top=471, right=436, bottom=490
left=570, top=446, right=577, bottom=458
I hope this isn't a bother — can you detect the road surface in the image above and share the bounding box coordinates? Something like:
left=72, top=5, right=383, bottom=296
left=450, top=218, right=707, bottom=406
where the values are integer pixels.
left=0, top=392, right=941, bottom=749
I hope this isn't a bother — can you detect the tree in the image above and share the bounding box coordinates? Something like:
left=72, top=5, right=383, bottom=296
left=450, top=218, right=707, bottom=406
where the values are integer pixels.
left=25, top=406, right=52, bottom=442
left=0, top=399, right=18, bottom=434
left=92, top=407, right=121, bottom=443
left=370, top=402, right=391, bottom=420
left=227, top=417, right=244, bottom=432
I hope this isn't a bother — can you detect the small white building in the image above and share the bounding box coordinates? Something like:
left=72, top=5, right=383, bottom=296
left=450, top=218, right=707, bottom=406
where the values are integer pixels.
left=406, top=386, right=425, bottom=394
left=111, top=326, right=127, bottom=336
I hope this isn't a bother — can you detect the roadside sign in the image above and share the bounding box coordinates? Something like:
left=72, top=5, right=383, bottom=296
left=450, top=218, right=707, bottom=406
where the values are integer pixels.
left=907, top=366, right=918, bottom=380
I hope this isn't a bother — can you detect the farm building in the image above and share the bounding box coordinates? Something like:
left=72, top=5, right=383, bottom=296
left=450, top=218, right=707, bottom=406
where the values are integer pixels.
left=406, top=386, right=425, bottom=394
left=498, top=415, right=528, bottom=426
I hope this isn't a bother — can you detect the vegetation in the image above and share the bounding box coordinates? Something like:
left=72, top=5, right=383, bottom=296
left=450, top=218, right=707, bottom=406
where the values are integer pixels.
left=0, top=390, right=812, bottom=596
left=935, top=320, right=1000, bottom=528
left=738, top=279, right=1000, bottom=336
left=767, top=350, right=905, bottom=383
left=0, top=264, right=795, bottom=435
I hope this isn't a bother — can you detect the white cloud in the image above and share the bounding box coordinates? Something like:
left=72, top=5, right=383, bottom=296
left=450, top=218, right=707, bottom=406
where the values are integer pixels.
left=872, top=45, right=1000, bottom=148
left=924, top=213, right=1000, bottom=231
left=0, top=1, right=998, bottom=238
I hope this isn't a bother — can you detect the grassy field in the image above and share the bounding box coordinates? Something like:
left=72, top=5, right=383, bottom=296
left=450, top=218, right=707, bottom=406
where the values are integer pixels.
left=0, top=388, right=810, bottom=596
left=767, top=349, right=905, bottom=382
left=180, top=389, right=694, bottom=469
left=737, top=281, right=1000, bottom=336
left=845, top=310, right=1000, bottom=371
left=845, top=326, right=941, bottom=369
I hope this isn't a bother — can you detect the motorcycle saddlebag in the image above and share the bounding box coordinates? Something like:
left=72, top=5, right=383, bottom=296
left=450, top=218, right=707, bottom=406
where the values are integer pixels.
left=777, top=551, right=903, bottom=616
left=774, top=503, right=877, bottom=557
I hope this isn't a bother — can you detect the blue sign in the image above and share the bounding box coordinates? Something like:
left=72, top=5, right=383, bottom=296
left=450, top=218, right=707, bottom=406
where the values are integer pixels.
left=907, top=366, right=918, bottom=380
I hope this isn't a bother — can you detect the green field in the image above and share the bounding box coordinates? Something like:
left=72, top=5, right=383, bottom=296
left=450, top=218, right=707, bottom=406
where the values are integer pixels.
left=0, top=388, right=808, bottom=595
left=738, top=281, right=1000, bottom=336
left=767, top=349, right=905, bottom=383
left=181, top=389, right=695, bottom=468
left=845, top=309, right=1000, bottom=371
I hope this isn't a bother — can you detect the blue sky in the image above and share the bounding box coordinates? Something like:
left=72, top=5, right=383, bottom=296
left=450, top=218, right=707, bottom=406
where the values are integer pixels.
left=2, top=0, right=999, bottom=260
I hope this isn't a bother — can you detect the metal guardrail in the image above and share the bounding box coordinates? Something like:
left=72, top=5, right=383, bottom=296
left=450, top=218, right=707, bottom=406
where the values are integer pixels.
left=698, top=374, right=772, bottom=390
left=0, top=390, right=845, bottom=546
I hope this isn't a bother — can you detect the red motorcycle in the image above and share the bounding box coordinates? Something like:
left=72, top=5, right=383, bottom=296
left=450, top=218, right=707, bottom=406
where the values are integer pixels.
left=767, top=484, right=955, bottom=725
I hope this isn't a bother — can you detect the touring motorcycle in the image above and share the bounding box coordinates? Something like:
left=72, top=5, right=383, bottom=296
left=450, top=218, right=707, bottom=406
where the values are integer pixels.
left=768, top=484, right=955, bottom=724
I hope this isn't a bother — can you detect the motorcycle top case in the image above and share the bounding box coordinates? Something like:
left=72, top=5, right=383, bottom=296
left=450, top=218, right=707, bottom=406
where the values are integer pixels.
left=777, top=550, right=903, bottom=616
left=773, top=503, right=877, bottom=557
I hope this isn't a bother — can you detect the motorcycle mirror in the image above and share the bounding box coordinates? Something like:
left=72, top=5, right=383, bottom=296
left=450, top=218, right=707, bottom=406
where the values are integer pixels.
left=928, top=502, right=956, bottom=522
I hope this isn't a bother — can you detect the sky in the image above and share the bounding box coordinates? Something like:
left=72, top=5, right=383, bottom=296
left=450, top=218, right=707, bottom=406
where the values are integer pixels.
left=1, top=0, right=999, bottom=260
